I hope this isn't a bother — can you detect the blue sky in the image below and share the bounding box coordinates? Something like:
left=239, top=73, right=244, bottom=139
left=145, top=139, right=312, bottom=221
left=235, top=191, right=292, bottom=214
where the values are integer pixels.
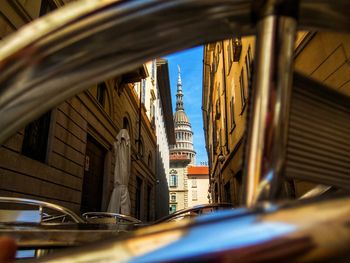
left=165, top=46, right=208, bottom=165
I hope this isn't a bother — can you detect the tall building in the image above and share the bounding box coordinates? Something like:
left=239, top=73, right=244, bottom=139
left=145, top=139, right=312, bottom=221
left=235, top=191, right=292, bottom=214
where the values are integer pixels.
left=169, top=67, right=197, bottom=212
left=133, top=59, right=176, bottom=219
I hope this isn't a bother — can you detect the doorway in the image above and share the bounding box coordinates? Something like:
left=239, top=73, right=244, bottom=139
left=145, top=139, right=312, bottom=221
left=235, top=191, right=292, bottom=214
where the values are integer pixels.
left=81, top=135, right=106, bottom=213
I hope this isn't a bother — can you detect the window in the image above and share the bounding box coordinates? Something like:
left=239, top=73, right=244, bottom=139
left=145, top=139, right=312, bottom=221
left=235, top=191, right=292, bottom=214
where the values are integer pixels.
left=148, top=153, right=153, bottom=170
left=150, top=98, right=155, bottom=128
left=39, top=0, right=57, bottom=17
left=230, top=97, right=236, bottom=131
left=138, top=138, right=144, bottom=157
left=141, top=79, right=146, bottom=104
left=151, top=60, right=156, bottom=82
left=192, top=190, right=197, bottom=201
left=245, top=49, right=252, bottom=84
left=192, top=177, right=197, bottom=188
left=22, top=111, right=51, bottom=163
left=122, top=116, right=132, bottom=142
left=96, top=82, right=107, bottom=107
left=146, top=185, right=152, bottom=221
left=213, top=120, right=218, bottom=153
left=169, top=204, right=177, bottom=213
left=135, top=176, right=143, bottom=219
left=123, top=117, right=130, bottom=131
left=232, top=37, right=242, bottom=62
left=170, top=193, right=176, bottom=202
left=239, top=69, right=246, bottom=112
left=170, top=174, right=178, bottom=187
left=227, top=40, right=233, bottom=71
left=247, top=46, right=253, bottom=71
left=224, top=182, right=232, bottom=204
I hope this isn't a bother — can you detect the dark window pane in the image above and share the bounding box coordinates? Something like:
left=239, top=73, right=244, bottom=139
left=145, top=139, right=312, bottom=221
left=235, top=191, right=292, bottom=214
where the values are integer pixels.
left=97, top=82, right=107, bottom=107
left=22, top=111, right=51, bottom=163
left=39, top=0, right=57, bottom=17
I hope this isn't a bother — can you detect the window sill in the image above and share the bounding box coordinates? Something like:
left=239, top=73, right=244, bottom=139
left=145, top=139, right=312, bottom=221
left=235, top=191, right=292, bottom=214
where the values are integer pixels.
left=229, top=123, right=236, bottom=134
left=239, top=101, right=247, bottom=116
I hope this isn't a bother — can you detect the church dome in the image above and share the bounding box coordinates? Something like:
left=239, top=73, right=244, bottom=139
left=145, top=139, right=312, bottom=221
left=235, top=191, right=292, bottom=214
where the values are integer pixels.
left=174, top=110, right=190, bottom=124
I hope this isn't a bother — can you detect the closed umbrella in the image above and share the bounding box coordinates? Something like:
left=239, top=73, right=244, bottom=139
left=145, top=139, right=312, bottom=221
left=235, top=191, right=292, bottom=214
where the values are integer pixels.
left=107, top=129, right=131, bottom=215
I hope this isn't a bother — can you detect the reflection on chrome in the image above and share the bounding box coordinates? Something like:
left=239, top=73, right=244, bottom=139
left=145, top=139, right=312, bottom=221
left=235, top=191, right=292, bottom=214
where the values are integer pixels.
left=0, top=0, right=349, bottom=262
left=34, top=196, right=350, bottom=262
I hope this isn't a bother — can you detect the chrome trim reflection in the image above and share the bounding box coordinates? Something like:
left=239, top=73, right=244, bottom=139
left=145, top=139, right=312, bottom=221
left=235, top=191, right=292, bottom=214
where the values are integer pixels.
left=82, top=212, right=141, bottom=224
left=0, top=196, right=84, bottom=223
left=244, top=15, right=297, bottom=207
left=34, top=196, right=350, bottom=262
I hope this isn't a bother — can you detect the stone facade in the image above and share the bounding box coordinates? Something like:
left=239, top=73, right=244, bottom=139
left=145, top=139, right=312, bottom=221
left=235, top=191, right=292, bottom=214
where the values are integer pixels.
left=0, top=0, right=172, bottom=222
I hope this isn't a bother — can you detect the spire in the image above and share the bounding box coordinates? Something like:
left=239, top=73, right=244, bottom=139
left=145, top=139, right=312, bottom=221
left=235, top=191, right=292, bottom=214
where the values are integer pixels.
left=177, top=65, right=182, bottom=86
left=176, top=65, right=184, bottom=111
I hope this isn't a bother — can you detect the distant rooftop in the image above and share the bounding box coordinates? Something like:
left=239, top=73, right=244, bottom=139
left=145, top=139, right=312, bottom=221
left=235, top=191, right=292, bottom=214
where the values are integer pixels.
left=187, top=166, right=209, bottom=175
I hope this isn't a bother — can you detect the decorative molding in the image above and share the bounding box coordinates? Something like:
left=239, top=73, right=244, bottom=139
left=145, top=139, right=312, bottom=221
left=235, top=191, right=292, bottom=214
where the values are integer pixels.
left=10, top=0, right=33, bottom=22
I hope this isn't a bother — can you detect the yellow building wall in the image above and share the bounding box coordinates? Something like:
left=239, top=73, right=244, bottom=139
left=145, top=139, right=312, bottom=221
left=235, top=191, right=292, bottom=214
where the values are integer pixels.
left=203, top=36, right=255, bottom=205
left=187, top=175, right=209, bottom=207
left=204, top=31, right=349, bottom=203
left=294, top=32, right=350, bottom=96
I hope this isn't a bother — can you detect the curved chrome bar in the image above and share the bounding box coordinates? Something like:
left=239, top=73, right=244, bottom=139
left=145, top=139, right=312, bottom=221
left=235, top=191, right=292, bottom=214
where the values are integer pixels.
left=299, top=185, right=333, bottom=200
left=0, top=197, right=85, bottom=223
left=0, top=0, right=349, bottom=144
left=35, top=196, right=350, bottom=262
left=244, top=1, right=298, bottom=206
left=155, top=203, right=233, bottom=223
left=0, top=0, right=253, bottom=144
left=82, top=212, right=141, bottom=224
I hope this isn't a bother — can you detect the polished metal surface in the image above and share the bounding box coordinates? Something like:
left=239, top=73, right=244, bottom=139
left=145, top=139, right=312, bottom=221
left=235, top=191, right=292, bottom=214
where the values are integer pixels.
left=244, top=15, right=297, bottom=207
left=0, top=0, right=349, bottom=144
left=299, top=185, right=332, bottom=199
left=0, top=0, right=349, bottom=261
left=32, top=196, right=350, bottom=262
left=0, top=223, right=126, bottom=249
left=154, top=203, right=233, bottom=223
left=0, top=197, right=85, bottom=223
left=82, top=212, right=141, bottom=224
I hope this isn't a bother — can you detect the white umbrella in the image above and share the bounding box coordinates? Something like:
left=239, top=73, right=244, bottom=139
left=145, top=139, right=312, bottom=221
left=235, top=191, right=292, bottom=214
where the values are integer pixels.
left=107, top=129, right=131, bottom=215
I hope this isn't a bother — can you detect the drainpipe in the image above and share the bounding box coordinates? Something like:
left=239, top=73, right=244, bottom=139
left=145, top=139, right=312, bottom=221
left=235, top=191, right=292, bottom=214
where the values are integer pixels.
left=221, top=41, right=230, bottom=154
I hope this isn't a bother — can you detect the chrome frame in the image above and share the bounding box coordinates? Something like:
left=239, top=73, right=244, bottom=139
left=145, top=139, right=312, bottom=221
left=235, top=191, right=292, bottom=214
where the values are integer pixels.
left=82, top=212, right=142, bottom=224
left=244, top=2, right=298, bottom=206
left=0, top=0, right=349, bottom=261
left=0, top=197, right=85, bottom=223
left=155, top=203, right=233, bottom=223
left=0, top=0, right=348, bottom=206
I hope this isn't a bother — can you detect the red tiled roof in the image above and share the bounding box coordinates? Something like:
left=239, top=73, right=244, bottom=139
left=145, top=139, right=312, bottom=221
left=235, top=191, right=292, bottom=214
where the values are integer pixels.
left=187, top=166, right=209, bottom=175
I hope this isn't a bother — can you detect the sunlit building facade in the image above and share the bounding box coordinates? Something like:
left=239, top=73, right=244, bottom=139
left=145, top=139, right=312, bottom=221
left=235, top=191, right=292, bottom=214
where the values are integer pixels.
left=187, top=166, right=209, bottom=207
left=203, top=32, right=350, bottom=205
